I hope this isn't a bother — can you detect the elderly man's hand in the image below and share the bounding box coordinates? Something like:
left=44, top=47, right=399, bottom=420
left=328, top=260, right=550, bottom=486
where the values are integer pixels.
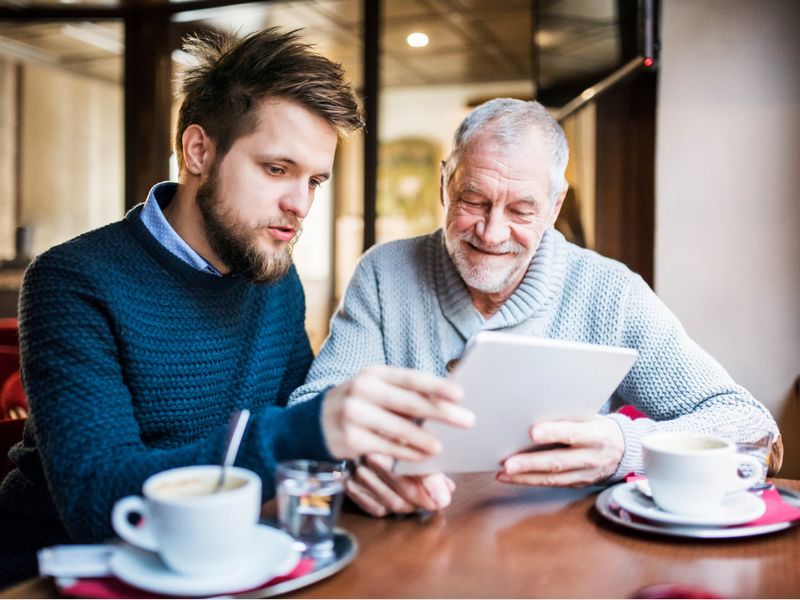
left=345, top=453, right=455, bottom=517
left=497, top=416, right=625, bottom=487
left=321, top=365, right=475, bottom=462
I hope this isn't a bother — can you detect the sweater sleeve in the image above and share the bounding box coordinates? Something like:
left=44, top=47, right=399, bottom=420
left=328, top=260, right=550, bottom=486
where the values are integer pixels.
left=288, top=254, right=387, bottom=406
left=17, top=251, right=332, bottom=544
left=603, top=274, right=779, bottom=481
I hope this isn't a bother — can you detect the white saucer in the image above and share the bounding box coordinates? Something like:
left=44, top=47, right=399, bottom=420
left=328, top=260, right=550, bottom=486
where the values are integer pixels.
left=109, top=524, right=300, bottom=597
left=612, top=481, right=766, bottom=527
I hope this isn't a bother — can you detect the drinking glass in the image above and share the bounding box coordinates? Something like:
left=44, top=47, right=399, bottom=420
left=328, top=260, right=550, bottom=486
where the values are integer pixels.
left=712, top=426, right=775, bottom=484
left=276, top=460, right=348, bottom=557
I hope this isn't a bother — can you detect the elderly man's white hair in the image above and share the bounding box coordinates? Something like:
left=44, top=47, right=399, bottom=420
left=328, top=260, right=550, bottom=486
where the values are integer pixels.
left=442, top=98, right=570, bottom=207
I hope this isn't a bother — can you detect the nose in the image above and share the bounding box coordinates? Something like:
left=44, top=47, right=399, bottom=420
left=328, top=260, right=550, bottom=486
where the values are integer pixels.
left=278, top=180, right=313, bottom=219
left=474, top=207, right=510, bottom=246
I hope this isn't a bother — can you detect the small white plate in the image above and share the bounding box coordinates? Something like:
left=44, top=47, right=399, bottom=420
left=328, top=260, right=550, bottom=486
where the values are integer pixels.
left=612, top=481, right=766, bottom=527
left=109, top=524, right=300, bottom=597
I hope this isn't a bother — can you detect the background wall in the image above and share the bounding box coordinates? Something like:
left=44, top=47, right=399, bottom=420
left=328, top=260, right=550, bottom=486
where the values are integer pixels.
left=655, top=0, right=800, bottom=475
left=20, top=63, right=123, bottom=256
left=0, top=58, right=15, bottom=261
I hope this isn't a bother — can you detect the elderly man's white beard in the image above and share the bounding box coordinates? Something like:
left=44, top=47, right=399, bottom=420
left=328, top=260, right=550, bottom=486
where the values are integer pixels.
left=445, top=229, right=534, bottom=294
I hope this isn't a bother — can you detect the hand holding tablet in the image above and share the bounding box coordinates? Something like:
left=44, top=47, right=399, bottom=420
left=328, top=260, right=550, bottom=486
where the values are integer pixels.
left=396, top=332, right=638, bottom=476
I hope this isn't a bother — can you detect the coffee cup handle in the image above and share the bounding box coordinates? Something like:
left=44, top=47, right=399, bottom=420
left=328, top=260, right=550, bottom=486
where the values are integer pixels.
left=112, top=495, right=159, bottom=552
left=728, top=455, right=764, bottom=493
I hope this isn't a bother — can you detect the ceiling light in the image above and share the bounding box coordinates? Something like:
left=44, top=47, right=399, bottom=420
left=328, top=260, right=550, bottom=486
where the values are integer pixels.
left=407, top=33, right=429, bottom=48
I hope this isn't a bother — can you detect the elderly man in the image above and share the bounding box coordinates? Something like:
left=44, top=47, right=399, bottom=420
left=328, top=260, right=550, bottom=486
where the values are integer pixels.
left=289, top=98, right=778, bottom=517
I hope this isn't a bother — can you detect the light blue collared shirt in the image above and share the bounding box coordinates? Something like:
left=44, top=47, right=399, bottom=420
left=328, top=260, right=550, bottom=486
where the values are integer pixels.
left=140, top=182, right=222, bottom=277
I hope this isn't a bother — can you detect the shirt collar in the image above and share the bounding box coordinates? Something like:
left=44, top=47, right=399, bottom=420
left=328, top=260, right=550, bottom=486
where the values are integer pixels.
left=140, top=182, right=223, bottom=277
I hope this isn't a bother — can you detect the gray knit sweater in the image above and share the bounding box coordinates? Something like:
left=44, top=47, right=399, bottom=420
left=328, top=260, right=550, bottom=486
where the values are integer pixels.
left=290, top=228, right=778, bottom=480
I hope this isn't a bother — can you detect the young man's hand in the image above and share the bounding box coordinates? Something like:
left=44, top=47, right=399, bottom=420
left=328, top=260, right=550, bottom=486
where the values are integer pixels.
left=321, top=365, right=474, bottom=462
left=345, top=453, right=455, bottom=517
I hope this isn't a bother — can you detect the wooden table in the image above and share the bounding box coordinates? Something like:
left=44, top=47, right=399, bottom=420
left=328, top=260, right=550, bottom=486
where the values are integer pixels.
left=5, top=475, right=800, bottom=598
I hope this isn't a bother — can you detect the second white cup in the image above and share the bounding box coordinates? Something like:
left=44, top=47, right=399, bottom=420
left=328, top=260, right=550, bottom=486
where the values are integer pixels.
left=642, top=432, right=763, bottom=516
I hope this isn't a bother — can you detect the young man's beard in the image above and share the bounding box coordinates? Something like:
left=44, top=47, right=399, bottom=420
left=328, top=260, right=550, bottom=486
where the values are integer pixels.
left=196, top=169, right=302, bottom=285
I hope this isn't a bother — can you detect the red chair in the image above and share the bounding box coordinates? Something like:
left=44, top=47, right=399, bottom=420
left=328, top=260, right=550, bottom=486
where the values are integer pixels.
left=0, top=417, right=25, bottom=482
left=1, top=371, right=27, bottom=420
left=0, top=318, right=18, bottom=347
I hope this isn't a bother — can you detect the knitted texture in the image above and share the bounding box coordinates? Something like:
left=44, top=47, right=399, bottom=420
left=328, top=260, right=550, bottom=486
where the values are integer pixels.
left=290, top=228, right=778, bottom=480
left=0, top=205, right=333, bottom=566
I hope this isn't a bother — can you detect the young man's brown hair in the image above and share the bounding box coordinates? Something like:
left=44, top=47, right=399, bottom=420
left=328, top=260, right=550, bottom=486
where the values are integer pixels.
left=175, top=27, right=364, bottom=170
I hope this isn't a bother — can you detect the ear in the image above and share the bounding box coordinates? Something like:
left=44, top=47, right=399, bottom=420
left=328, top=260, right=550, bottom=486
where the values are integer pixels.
left=545, top=185, right=568, bottom=230
left=439, top=160, right=447, bottom=207
left=181, top=125, right=215, bottom=177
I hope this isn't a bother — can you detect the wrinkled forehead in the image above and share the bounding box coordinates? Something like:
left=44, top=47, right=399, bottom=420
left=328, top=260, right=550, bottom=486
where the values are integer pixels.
left=448, top=130, right=551, bottom=195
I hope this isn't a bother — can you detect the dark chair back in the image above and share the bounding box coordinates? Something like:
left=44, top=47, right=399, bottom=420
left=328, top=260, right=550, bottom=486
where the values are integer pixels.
left=0, top=417, right=25, bottom=482
left=0, top=318, right=18, bottom=347
left=0, top=346, right=19, bottom=392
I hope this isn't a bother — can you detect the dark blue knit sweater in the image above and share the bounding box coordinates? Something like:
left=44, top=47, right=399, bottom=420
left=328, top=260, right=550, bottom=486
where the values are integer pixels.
left=0, top=205, right=333, bottom=580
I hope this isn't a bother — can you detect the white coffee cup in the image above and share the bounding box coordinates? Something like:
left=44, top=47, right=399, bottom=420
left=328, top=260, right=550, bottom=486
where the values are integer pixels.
left=642, top=432, right=763, bottom=516
left=112, top=465, right=262, bottom=575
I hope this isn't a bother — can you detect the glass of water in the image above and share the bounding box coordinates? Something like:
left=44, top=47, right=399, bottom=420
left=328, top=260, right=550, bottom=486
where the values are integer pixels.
left=276, top=460, right=348, bottom=557
left=713, top=426, right=775, bottom=484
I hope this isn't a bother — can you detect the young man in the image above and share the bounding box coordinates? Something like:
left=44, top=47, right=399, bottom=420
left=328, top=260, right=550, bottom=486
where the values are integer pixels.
left=0, top=29, right=473, bottom=588
left=289, top=98, right=779, bottom=517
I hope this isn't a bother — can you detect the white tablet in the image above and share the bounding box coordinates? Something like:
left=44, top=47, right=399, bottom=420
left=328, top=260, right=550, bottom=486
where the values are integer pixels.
left=396, top=331, right=639, bottom=475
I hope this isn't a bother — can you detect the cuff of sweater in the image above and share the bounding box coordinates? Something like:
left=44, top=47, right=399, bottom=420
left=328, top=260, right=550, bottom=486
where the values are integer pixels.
left=606, top=413, right=658, bottom=482
left=271, top=392, right=336, bottom=464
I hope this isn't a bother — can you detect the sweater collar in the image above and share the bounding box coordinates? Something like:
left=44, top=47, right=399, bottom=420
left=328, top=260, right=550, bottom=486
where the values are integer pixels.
left=123, top=205, right=251, bottom=292
left=433, top=227, right=569, bottom=340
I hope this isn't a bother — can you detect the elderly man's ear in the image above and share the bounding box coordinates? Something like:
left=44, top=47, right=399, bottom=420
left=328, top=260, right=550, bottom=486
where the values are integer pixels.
left=546, top=186, right=568, bottom=229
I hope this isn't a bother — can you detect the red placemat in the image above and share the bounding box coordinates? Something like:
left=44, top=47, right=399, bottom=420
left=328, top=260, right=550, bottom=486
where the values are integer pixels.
left=59, top=557, right=315, bottom=599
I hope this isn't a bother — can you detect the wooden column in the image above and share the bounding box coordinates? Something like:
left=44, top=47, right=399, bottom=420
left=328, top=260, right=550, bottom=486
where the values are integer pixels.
left=593, top=0, right=657, bottom=287
left=530, top=0, right=539, bottom=99
left=594, top=70, right=657, bottom=288
left=124, top=8, right=173, bottom=210
left=361, top=0, right=380, bottom=252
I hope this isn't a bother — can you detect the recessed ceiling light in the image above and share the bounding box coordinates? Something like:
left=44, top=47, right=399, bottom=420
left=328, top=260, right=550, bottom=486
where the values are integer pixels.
left=407, top=33, right=429, bottom=48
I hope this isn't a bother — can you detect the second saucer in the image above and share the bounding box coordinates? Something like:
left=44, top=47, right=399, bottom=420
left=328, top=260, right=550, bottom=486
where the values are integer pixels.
left=612, top=482, right=766, bottom=527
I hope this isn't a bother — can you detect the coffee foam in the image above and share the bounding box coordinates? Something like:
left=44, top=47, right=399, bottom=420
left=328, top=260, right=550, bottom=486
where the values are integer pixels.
left=153, top=474, right=247, bottom=498
left=647, top=434, right=727, bottom=453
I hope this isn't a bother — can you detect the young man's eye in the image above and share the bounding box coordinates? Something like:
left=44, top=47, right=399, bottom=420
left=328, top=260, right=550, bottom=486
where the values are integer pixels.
left=309, top=178, right=321, bottom=188
left=267, top=165, right=284, bottom=175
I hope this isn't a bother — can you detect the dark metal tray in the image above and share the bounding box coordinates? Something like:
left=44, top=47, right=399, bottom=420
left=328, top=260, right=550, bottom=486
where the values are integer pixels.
left=231, top=526, right=358, bottom=598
